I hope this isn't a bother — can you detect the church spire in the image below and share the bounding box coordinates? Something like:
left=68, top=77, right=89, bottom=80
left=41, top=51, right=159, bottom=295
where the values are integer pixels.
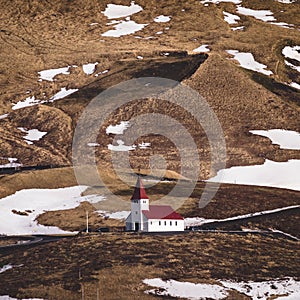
left=131, top=175, right=149, bottom=201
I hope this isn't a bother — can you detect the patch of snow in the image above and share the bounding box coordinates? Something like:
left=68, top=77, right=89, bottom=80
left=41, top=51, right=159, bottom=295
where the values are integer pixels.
left=250, top=129, right=300, bottom=150
left=231, top=26, right=245, bottom=31
left=236, top=6, right=276, bottom=22
left=285, top=60, right=300, bottom=73
left=277, top=0, right=296, bottom=3
left=12, top=96, right=41, bottom=110
left=220, top=278, right=300, bottom=300
left=290, top=82, right=300, bottom=90
left=18, top=127, right=47, bottom=144
left=87, top=142, right=100, bottom=147
left=90, top=22, right=98, bottom=26
left=82, top=62, right=98, bottom=75
left=193, top=44, right=210, bottom=53
left=201, top=0, right=242, bottom=4
left=102, top=20, right=147, bottom=37
left=0, top=186, right=105, bottom=235
left=137, top=55, right=143, bottom=59
left=156, top=31, right=163, bottom=35
left=38, top=66, right=70, bottom=81
left=102, top=2, right=143, bottom=19
left=138, top=142, right=151, bottom=149
left=154, top=15, right=171, bottom=23
left=223, top=11, right=240, bottom=25
left=49, top=87, right=78, bottom=101
left=208, top=159, right=300, bottom=191
left=106, top=121, right=130, bottom=135
left=144, top=278, right=228, bottom=300
left=282, top=46, right=300, bottom=72
left=226, top=50, right=273, bottom=75
left=0, top=264, right=13, bottom=274
left=270, top=22, right=294, bottom=28
left=0, top=114, right=8, bottom=120
left=0, top=157, right=22, bottom=169
left=185, top=217, right=217, bottom=227
left=108, top=140, right=136, bottom=151
left=98, top=210, right=130, bottom=220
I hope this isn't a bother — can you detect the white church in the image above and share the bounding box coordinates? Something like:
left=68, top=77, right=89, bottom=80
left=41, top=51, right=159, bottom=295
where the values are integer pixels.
left=125, top=176, right=185, bottom=232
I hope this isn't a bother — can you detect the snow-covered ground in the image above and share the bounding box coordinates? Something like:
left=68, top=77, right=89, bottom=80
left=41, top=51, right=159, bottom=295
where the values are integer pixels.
left=108, top=140, right=136, bottom=151
left=250, top=129, right=300, bottom=150
left=0, top=264, right=13, bottom=274
left=102, top=19, right=148, bottom=37
left=237, top=6, right=275, bottom=22
left=236, top=5, right=293, bottom=28
left=208, top=159, right=300, bottom=191
left=18, top=127, right=47, bottom=145
left=226, top=50, right=273, bottom=75
left=106, top=121, right=130, bottom=135
left=144, top=278, right=228, bottom=300
left=102, top=2, right=143, bottom=19
left=49, top=87, right=78, bottom=101
left=220, top=277, right=300, bottom=300
left=193, top=44, right=210, bottom=53
left=0, top=113, right=8, bottom=120
left=0, top=186, right=105, bottom=235
left=223, top=11, right=240, bottom=25
left=97, top=210, right=130, bottom=220
left=0, top=158, right=22, bottom=169
left=38, top=66, right=71, bottom=81
left=277, top=0, right=296, bottom=3
left=282, top=45, right=300, bottom=77
left=154, top=15, right=171, bottom=23
left=12, top=96, right=41, bottom=110
left=143, top=277, right=300, bottom=300
left=201, top=0, right=242, bottom=4
left=82, top=62, right=98, bottom=75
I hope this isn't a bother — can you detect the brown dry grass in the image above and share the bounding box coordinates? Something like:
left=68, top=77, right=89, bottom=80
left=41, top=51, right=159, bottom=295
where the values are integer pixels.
left=0, top=232, right=299, bottom=299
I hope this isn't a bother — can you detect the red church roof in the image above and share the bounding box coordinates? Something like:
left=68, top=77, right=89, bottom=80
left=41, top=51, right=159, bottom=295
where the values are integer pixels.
left=131, top=175, right=149, bottom=200
left=142, top=205, right=184, bottom=220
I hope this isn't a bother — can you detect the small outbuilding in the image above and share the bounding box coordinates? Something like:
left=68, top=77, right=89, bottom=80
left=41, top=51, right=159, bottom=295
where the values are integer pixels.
left=125, top=176, right=184, bottom=232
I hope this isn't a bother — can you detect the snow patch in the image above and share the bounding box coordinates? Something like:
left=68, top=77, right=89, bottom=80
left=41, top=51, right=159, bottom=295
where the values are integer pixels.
left=223, top=11, right=240, bottom=25
left=108, top=140, right=136, bottom=151
left=102, top=2, right=143, bottom=19
left=220, top=278, right=300, bottom=300
left=106, top=121, right=130, bottom=135
left=226, top=50, right=273, bottom=75
left=18, top=127, right=47, bottom=145
left=277, top=0, right=296, bottom=3
left=0, top=114, right=8, bottom=120
left=144, top=278, right=228, bottom=300
left=250, top=129, right=300, bottom=150
left=201, top=0, right=242, bottom=4
left=0, top=186, right=105, bottom=235
left=102, top=20, right=147, bottom=37
left=154, top=15, right=171, bottom=23
left=49, top=87, right=78, bottom=101
left=82, top=62, right=98, bottom=75
left=38, top=66, right=70, bottom=81
left=98, top=210, right=130, bottom=220
left=193, top=44, right=210, bottom=53
left=208, top=159, right=300, bottom=191
left=138, top=142, right=151, bottom=149
left=236, top=6, right=276, bottom=22
left=0, top=157, right=22, bottom=169
left=12, top=96, right=41, bottom=110
left=0, top=264, right=13, bottom=274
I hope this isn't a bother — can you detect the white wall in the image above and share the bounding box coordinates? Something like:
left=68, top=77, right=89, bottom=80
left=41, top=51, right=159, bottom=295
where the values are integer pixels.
left=147, top=219, right=184, bottom=232
left=130, top=198, right=149, bottom=231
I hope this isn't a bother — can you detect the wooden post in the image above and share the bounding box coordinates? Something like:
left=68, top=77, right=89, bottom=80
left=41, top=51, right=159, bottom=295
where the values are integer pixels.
left=86, top=211, right=89, bottom=233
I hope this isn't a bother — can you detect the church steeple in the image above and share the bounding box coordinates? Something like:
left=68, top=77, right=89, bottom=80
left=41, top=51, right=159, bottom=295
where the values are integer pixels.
left=131, top=175, right=149, bottom=201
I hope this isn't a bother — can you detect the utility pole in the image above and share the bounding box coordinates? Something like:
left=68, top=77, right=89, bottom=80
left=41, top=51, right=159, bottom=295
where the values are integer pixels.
left=86, top=211, right=89, bottom=233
